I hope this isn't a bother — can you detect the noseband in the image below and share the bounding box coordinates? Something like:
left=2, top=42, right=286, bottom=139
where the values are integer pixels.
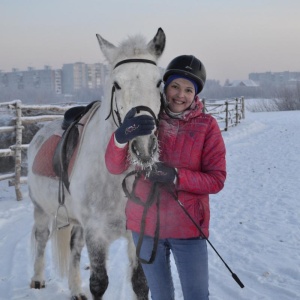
left=105, top=58, right=161, bottom=127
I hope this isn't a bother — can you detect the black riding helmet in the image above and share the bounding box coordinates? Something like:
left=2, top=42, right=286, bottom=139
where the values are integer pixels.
left=163, top=55, right=206, bottom=94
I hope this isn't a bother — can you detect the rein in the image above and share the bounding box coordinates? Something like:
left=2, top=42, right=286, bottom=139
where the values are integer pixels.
left=105, top=58, right=160, bottom=127
left=122, top=170, right=161, bottom=264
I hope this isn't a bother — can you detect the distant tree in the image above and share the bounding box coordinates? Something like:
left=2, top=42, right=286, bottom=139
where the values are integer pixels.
left=201, top=79, right=223, bottom=99
left=274, top=83, right=300, bottom=111
left=224, top=79, right=230, bottom=86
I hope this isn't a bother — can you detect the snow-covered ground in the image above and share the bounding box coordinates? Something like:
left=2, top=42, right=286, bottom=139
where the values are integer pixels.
left=0, top=108, right=300, bottom=300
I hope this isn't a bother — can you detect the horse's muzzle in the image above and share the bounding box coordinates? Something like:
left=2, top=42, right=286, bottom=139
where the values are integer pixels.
left=129, top=134, right=159, bottom=168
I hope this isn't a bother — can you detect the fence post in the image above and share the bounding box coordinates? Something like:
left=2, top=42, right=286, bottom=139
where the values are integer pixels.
left=225, top=101, right=229, bottom=131
left=241, top=96, right=245, bottom=119
left=0, top=101, right=78, bottom=200
left=202, top=98, right=206, bottom=113
left=14, top=100, right=23, bottom=201
left=235, top=98, right=239, bottom=125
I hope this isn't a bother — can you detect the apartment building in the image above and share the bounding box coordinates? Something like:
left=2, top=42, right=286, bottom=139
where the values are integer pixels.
left=249, top=71, right=300, bottom=85
left=0, top=62, right=108, bottom=95
left=0, top=66, right=59, bottom=93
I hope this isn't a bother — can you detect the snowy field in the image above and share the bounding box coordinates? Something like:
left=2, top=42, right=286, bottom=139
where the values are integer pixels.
left=0, top=108, right=300, bottom=299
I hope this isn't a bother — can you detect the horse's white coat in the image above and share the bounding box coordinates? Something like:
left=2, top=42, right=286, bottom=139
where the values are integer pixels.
left=28, top=28, right=166, bottom=299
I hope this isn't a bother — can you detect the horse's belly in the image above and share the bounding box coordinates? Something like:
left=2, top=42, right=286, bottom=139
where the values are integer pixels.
left=28, top=173, right=78, bottom=219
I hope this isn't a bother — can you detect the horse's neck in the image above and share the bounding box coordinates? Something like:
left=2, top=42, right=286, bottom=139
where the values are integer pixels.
left=100, top=81, right=116, bottom=134
left=90, top=101, right=115, bottom=149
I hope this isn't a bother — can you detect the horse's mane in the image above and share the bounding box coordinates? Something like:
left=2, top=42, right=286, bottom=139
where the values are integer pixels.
left=108, top=35, right=152, bottom=63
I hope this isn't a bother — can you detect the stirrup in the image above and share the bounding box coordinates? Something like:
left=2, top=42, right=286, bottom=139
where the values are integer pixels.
left=55, top=204, right=70, bottom=230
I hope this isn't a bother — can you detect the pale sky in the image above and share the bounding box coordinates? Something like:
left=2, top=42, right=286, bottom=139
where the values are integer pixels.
left=1, top=0, right=300, bottom=83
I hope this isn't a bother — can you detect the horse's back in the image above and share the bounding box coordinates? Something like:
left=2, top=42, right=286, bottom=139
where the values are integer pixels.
left=27, top=119, right=63, bottom=167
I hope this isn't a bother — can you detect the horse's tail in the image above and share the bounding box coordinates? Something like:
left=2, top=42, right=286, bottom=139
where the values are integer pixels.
left=51, top=223, right=72, bottom=278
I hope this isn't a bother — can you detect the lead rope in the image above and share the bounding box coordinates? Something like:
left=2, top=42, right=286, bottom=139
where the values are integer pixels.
left=122, top=171, right=161, bottom=264
left=135, top=182, right=161, bottom=264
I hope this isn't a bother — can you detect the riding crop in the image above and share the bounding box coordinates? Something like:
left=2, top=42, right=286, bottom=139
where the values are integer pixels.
left=172, top=193, right=245, bottom=289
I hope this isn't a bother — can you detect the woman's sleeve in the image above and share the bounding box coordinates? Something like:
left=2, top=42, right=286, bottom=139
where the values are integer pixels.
left=105, top=133, right=130, bottom=174
left=176, top=118, right=226, bottom=194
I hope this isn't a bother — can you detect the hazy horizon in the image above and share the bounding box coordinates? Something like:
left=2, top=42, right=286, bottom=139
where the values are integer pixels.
left=1, top=0, right=300, bottom=84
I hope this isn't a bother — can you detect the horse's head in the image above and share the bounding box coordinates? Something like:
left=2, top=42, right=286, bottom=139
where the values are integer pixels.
left=96, top=28, right=166, bottom=170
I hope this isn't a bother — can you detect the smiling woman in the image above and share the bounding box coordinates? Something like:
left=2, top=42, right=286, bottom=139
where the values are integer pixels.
left=105, top=53, right=227, bottom=300
left=162, top=55, right=206, bottom=114
left=164, top=77, right=196, bottom=113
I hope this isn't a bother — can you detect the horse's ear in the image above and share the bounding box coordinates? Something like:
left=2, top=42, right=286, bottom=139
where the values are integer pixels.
left=96, top=34, right=116, bottom=63
left=147, top=28, right=166, bottom=59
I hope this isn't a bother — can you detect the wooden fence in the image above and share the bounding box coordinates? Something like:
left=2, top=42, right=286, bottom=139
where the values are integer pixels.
left=202, top=97, right=245, bottom=131
left=0, top=100, right=75, bottom=200
left=0, top=97, right=244, bottom=200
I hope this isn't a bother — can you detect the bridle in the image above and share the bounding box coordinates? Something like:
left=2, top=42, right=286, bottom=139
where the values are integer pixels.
left=106, top=58, right=164, bottom=264
left=105, top=58, right=162, bottom=127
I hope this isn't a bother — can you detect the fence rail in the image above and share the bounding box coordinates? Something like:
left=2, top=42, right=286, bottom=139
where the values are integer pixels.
left=0, top=97, right=245, bottom=200
left=0, top=100, right=75, bottom=200
left=202, top=97, right=245, bottom=131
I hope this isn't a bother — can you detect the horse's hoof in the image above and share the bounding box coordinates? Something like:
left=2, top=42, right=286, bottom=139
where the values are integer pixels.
left=71, top=294, right=88, bottom=300
left=30, top=280, right=45, bottom=289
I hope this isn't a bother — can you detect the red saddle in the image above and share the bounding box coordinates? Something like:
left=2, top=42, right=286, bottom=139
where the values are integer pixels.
left=31, top=101, right=100, bottom=180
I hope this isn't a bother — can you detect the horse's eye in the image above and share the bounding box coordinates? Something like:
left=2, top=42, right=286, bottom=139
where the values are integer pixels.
left=114, top=81, right=121, bottom=90
left=156, top=80, right=162, bottom=88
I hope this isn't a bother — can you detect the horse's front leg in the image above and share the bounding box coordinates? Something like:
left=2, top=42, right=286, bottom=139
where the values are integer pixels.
left=69, top=225, right=87, bottom=300
left=85, top=228, right=109, bottom=300
left=126, top=231, right=149, bottom=300
left=30, top=205, right=50, bottom=289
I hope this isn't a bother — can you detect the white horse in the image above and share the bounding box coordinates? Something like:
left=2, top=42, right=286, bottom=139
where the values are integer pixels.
left=28, top=28, right=166, bottom=300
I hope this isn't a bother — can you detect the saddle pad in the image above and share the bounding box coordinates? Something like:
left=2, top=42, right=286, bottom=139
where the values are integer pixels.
left=32, top=135, right=61, bottom=178
left=32, top=101, right=100, bottom=179
left=32, top=134, right=79, bottom=178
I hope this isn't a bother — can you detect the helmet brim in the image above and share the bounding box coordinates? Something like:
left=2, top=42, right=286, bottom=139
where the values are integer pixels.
left=163, top=69, right=205, bottom=94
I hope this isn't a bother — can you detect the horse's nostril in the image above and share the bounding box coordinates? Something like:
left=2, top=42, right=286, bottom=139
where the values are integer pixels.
left=150, top=137, right=158, bottom=155
left=152, top=145, right=157, bottom=155
left=131, top=142, right=140, bottom=157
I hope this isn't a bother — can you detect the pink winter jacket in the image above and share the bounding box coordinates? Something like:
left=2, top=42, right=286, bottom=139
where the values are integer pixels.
left=105, top=98, right=226, bottom=239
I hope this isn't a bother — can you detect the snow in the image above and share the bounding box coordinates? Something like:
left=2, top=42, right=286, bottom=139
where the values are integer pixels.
left=0, top=109, right=300, bottom=300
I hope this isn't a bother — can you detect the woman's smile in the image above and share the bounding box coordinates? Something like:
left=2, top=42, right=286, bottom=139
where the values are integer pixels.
left=165, top=78, right=196, bottom=113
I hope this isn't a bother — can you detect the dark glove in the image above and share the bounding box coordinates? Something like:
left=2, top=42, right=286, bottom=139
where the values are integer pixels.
left=115, top=108, right=155, bottom=144
left=148, top=162, right=177, bottom=184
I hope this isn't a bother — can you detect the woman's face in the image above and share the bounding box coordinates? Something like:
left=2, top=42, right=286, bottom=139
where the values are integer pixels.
left=165, top=78, right=196, bottom=113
